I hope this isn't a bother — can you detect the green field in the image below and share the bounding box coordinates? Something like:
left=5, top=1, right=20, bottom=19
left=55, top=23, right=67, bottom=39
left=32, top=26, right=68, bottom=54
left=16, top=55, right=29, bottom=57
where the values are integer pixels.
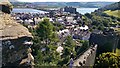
left=116, top=48, right=120, bottom=55
left=104, top=10, right=120, bottom=18
left=113, top=28, right=120, bottom=35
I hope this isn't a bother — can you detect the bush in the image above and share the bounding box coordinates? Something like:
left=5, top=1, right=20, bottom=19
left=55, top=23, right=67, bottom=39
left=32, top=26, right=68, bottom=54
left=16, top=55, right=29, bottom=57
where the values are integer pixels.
left=95, top=52, right=120, bottom=68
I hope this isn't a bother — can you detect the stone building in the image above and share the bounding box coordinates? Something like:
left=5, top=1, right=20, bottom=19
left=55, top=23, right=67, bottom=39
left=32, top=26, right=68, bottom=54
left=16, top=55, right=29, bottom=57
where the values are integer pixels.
left=0, top=0, right=34, bottom=67
left=64, top=6, right=77, bottom=14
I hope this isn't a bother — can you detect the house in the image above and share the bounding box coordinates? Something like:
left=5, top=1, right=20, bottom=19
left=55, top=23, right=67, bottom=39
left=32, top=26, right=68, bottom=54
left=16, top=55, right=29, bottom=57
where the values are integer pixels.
left=92, top=29, right=103, bottom=34
left=66, top=16, right=74, bottom=23
left=72, top=27, right=91, bottom=40
left=80, top=25, right=89, bottom=30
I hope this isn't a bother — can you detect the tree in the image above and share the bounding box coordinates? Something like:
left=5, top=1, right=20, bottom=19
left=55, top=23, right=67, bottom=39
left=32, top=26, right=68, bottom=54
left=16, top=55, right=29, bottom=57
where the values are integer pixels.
left=52, top=22, right=65, bottom=31
left=76, top=40, right=89, bottom=55
left=35, top=45, right=61, bottom=66
left=95, top=52, right=120, bottom=68
left=59, top=36, right=76, bottom=66
left=85, top=13, right=92, bottom=19
left=35, top=50, right=43, bottom=65
left=36, top=18, right=54, bottom=45
left=64, top=36, right=76, bottom=55
left=33, top=18, right=62, bottom=66
left=98, top=24, right=104, bottom=31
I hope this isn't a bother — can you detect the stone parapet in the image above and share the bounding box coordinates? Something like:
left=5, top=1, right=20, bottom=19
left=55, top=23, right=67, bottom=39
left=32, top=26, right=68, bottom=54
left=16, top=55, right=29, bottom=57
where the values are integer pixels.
left=73, top=45, right=97, bottom=66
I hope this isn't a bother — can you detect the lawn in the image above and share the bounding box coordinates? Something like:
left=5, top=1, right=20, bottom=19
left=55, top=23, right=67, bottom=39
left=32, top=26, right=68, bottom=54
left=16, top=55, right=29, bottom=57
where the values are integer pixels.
left=116, top=48, right=120, bottom=55
left=104, top=10, right=120, bottom=18
left=113, top=28, right=120, bottom=35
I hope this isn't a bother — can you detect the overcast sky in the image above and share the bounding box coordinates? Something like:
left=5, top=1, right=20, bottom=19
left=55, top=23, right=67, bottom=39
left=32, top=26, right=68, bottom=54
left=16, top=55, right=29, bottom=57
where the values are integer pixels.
left=10, top=0, right=119, bottom=2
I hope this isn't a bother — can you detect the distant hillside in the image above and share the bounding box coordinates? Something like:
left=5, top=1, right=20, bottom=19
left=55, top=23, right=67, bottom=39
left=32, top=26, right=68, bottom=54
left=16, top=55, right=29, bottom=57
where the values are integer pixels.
left=11, top=2, right=113, bottom=8
left=65, top=2, right=114, bottom=8
left=98, top=2, right=120, bottom=11
left=97, top=2, right=120, bottom=18
left=104, top=10, right=120, bottom=18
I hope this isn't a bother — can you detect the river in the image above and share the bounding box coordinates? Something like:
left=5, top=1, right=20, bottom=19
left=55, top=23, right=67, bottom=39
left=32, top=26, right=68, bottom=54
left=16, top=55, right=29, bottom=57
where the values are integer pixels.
left=77, top=8, right=98, bottom=14
left=12, top=8, right=48, bottom=14
left=12, top=8, right=98, bottom=14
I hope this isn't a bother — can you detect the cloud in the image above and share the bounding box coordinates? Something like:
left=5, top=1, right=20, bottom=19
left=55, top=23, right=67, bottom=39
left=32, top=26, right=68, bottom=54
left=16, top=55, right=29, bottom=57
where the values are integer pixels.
left=17, top=0, right=119, bottom=2
left=0, top=0, right=18, bottom=3
left=9, top=0, right=19, bottom=2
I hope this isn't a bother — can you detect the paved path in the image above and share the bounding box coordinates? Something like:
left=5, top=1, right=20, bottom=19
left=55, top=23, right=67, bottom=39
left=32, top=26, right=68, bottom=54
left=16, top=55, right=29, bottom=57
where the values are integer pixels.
left=73, top=45, right=97, bottom=66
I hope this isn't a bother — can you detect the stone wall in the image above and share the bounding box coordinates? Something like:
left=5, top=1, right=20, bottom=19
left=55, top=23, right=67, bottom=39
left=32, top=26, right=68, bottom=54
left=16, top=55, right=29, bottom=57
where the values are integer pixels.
left=0, top=5, right=11, bottom=14
left=0, top=1, right=34, bottom=66
left=0, top=0, right=13, bottom=14
left=73, top=45, right=97, bottom=66
left=2, top=36, right=33, bottom=66
left=0, top=38, right=2, bottom=68
left=89, top=33, right=118, bottom=55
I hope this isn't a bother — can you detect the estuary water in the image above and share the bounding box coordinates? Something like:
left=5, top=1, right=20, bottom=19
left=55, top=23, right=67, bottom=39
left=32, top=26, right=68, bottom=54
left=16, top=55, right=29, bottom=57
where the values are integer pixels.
left=12, top=8, right=48, bottom=14
left=77, top=8, right=98, bottom=14
left=12, top=8, right=98, bottom=14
